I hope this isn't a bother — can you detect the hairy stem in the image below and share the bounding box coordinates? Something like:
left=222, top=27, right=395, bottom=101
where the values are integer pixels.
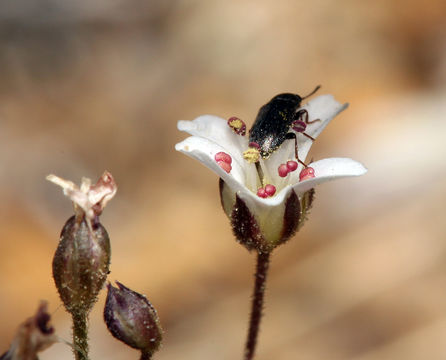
left=140, top=351, right=153, bottom=360
left=72, top=311, right=89, bottom=360
left=244, top=251, right=271, bottom=360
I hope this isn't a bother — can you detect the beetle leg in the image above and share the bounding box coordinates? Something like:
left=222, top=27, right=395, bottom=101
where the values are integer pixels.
left=295, top=109, right=320, bottom=125
left=285, top=132, right=307, bottom=167
left=292, top=109, right=319, bottom=141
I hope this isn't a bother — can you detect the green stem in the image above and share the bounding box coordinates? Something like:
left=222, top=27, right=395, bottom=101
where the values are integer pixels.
left=244, top=251, right=271, bottom=360
left=72, top=311, right=89, bottom=360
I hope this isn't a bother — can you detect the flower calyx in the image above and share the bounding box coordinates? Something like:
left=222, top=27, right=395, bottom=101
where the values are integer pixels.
left=220, top=179, right=315, bottom=253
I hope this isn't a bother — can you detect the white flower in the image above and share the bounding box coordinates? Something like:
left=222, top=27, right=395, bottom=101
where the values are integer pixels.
left=175, top=94, right=367, bottom=252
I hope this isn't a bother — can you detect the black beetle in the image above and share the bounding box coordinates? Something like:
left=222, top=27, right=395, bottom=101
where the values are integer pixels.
left=243, top=86, right=321, bottom=166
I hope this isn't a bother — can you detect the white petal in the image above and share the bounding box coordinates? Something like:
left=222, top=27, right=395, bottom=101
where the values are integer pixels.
left=175, top=136, right=250, bottom=194
left=291, top=158, right=367, bottom=194
left=46, top=174, right=78, bottom=194
left=176, top=135, right=298, bottom=215
left=297, top=95, right=348, bottom=163
left=302, top=95, right=348, bottom=138
left=238, top=185, right=293, bottom=210
left=177, top=115, right=247, bottom=159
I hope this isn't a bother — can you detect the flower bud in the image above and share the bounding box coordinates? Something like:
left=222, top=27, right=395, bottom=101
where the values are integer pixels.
left=47, top=172, right=116, bottom=314
left=104, top=282, right=163, bottom=358
left=53, top=215, right=111, bottom=314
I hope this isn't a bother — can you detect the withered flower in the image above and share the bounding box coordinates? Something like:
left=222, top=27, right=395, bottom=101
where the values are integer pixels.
left=0, top=301, right=57, bottom=360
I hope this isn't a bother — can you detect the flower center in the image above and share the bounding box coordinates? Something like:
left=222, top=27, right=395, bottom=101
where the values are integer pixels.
left=223, top=115, right=316, bottom=198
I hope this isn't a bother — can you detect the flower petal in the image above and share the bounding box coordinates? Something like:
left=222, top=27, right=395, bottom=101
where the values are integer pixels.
left=178, top=141, right=299, bottom=226
left=292, top=158, right=367, bottom=194
left=297, top=95, right=349, bottom=163
left=177, top=115, right=247, bottom=160
left=175, top=136, right=253, bottom=193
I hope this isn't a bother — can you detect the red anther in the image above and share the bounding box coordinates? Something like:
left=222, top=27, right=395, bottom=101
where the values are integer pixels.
left=217, top=161, right=232, bottom=173
left=286, top=160, right=298, bottom=172
left=278, top=164, right=289, bottom=177
left=215, top=151, right=232, bottom=164
left=299, top=167, right=315, bottom=181
left=257, top=187, right=268, bottom=198
left=248, top=142, right=260, bottom=149
left=264, top=184, right=276, bottom=197
left=292, top=120, right=307, bottom=133
left=227, top=116, right=246, bottom=136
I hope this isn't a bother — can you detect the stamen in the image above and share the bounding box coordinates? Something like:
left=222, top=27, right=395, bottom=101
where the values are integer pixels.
left=257, top=188, right=268, bottom=198
left=243, top=147, right=260, bottom=163
left=257, top=184, right=276, bottom=198
left=278, top=164, right=289, bottom=177
left=255, top=161, right=265, bottom=186
left=264, top=184, right=276, bottom=197
left=299, top=167, right=315, bottom=181
left=217, top=161, right=232, bottom=173
left=227, top=116, right=246, bottom=136
left=215, top=152, right=232, bottom=165
left=214, top=152, right=232, bottom=173
left=286, top=161, right=298, bottom=172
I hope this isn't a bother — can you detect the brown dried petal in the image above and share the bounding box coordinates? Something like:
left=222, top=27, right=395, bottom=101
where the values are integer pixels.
left=87, top=171, right=117, bottom=216
left=0, top=301, right=57, bottom=360
left=46, top=171, right=117, bottom=221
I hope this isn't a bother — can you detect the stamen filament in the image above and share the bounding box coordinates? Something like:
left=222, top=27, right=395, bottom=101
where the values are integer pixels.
left=255, top=162, right=265, bottom=187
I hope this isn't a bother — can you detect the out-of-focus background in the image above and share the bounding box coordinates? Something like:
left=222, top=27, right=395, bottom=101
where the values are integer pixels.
left=1, top=0, right=446, bottom=359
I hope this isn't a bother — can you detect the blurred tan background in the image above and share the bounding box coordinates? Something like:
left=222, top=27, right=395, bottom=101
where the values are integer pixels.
left=1, top=0, right=446, bottom=359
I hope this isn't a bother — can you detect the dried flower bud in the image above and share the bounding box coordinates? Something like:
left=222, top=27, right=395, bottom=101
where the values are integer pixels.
left=104, top=282, right=163, bottom=358
left=0, top=301, right=57, bottom=360
left=53, top=215, right=111, bottom=314
left=48, top=172, right=116, bottom=314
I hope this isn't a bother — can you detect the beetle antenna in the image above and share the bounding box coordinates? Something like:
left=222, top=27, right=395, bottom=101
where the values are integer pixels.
left=301, top=85, right=321, bottom=100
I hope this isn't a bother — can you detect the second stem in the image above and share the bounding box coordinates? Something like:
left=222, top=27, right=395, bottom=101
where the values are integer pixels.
left=244, top=251, right=271, bottom=360
left=72, top=311, right=89, bottom=360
